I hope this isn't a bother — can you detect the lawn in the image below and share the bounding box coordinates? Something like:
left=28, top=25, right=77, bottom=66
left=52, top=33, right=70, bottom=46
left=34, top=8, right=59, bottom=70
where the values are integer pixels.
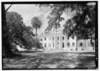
left=3, top=52, right=96, bottom=69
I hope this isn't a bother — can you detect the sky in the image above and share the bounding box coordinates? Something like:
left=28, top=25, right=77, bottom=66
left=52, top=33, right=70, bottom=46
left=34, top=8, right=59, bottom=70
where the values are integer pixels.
left=5, top=4, right=76, bottom=35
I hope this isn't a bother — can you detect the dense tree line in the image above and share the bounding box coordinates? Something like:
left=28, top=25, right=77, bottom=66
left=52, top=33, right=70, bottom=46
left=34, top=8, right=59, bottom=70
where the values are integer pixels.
left=2, top=5, right=42, bottom=57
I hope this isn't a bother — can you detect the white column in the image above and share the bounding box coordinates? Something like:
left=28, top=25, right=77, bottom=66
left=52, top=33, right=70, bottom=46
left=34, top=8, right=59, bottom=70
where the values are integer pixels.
left=59, top=36, right=60, bottom=49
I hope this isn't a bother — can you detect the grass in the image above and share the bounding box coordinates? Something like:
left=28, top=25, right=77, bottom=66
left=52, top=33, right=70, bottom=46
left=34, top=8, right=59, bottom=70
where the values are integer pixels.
left=3, top=52, right=96, bottom=69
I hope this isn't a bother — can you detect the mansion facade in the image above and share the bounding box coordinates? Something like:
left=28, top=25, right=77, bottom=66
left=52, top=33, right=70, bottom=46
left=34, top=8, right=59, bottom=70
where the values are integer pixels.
left=37, top=28, right=95, bottom=52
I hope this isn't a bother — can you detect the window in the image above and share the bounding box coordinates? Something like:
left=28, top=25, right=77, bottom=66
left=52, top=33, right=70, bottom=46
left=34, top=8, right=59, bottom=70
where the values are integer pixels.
left=67, top=43, right=70, bottom=47
left=44, top=37, right=46, bottom=40
left=72, top=42, right=75, bottom=46
left=92, top=43, right=95, bottom=50
left=62, top=36, right=64, bottom=40
left=44, top=43, right=46, bottom=47
left=80, top=43, right=83, bottom=46
left=62, top=43, right=64, bottom=48
left=57, top=37, right=59, bottom=40
left=57, top=42, right=59, bottom=46
left=53, top=43, right=54, bottom=47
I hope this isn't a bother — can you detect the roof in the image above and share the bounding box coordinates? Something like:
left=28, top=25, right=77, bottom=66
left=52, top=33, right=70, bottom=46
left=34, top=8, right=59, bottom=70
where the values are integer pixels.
left=37, top=28, right=67, bottom=39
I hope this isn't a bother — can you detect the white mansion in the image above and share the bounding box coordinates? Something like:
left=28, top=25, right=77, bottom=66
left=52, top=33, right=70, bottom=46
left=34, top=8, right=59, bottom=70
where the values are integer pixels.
left=37, top=28, right=95, bottom=52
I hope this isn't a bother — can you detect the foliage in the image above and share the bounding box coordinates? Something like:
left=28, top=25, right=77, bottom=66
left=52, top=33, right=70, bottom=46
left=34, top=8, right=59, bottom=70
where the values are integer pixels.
left=23, top=31, right=43, bottom=49
left=42, top=4, right=84, bottom=32
left=63, top=3, right=96, bottom=40
left=31, top=16, right=42, bottom=36
left=39, top=3, right=96, bottom=40
left=2, top=5, right=21, bottom=57
left=6, top=12, right=42, bottom=50
left=6, top=12, right=25, bottom=47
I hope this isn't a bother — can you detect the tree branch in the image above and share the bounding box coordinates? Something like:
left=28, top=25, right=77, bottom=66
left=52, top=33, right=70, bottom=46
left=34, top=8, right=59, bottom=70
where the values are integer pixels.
left=5, top=4, right=13, bottom=12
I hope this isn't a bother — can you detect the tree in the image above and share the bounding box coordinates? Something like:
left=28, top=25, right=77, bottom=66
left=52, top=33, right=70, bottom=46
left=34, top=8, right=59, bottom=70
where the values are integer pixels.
left=41, top=4, right=80, bottom=32
left=2, top=5, right=21, bottom=57
left=63, top=3, right=97, bottom=67
left=63, top=3, right=96, bottom=40
left=39, top=3, right=96, bottom=41
left=6, top=12, right=24, bottom=46
left=25, top=26, right=34, bottom=36
left=31, top=16, right=42, bottom=38
left=6, top=11, right=37, bottom=50
left=6, top=11, right=43, bottom=52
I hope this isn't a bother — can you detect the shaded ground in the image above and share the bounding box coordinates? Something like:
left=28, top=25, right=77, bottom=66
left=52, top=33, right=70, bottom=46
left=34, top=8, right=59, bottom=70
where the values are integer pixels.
left=3, top=52, right=96, bottom=69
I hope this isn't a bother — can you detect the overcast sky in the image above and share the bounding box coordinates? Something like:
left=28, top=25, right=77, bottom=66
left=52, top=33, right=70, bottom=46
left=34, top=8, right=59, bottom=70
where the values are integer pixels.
left=5, top=4, right=76, bottom=35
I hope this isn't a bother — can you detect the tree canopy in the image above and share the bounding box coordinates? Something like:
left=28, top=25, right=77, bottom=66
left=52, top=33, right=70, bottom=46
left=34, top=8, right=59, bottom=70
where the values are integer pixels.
left=63, top=3, right=96, bottom=40
left=6, top=12, right=42, bottom=50
left=39, top=2, right=96, bottom=40
left=31, top=16, right=42, bottom=36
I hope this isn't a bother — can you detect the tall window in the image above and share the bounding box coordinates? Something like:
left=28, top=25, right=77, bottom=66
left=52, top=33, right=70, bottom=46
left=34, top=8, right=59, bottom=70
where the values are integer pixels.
left=72, top=42, right=75, bottom=46
left=44, top=37, right=46, bottom=40
left=57, top=42, right=59, bottom=47
left=62, top=43, right=64, bottom=48
left=80, top=43, right=83, bottom=47
left=92, top=43, right=95, bottom=50
left=67, top=43, right=70, bottom=47
left=62, top=36, right=64, bottom=40
left=57, top=37, right=59, bottom=40
left=44, top=43, right=46, bottom=47
left=53, top=43, right=54, bottom=47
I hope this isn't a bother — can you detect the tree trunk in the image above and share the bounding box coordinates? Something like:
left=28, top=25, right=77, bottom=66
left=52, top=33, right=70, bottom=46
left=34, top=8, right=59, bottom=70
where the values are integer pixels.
left=85, top=39, right=86, bottom=50
left=36, top=26, right=37, bottom=39
left=90, top=34, right=94, bottom=50
left=2, top=4, right=19, bottom=57
left=76, top=38, right=77, bottom=50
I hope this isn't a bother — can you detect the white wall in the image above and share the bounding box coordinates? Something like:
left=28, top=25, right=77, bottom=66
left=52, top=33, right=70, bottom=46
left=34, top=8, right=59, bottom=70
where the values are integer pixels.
left=38, top=32, right=94, bottom=52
